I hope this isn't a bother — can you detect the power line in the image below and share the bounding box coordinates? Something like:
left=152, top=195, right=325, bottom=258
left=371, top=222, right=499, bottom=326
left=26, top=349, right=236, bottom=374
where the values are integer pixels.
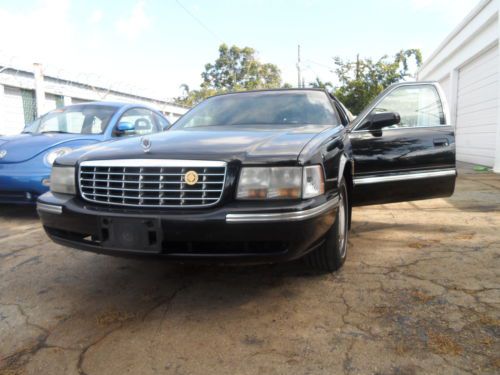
left=305, top=59, right=334, bottom=72
left=175, top=0, right=224, bottom=43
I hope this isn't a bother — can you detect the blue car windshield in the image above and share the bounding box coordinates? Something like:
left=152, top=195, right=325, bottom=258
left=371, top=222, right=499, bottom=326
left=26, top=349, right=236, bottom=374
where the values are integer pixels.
left=23, top=105, right=117, bottom=134
left=173, top=90, right=340, bottom=128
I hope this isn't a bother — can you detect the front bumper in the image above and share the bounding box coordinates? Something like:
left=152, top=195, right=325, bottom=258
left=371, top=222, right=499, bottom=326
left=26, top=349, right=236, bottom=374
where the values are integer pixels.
left=37, top=192, right=339, bottom=264
left=0, top=165, right=50, bottom=204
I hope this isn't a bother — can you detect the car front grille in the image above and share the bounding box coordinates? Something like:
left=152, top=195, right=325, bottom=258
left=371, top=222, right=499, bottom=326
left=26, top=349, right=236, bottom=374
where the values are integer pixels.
left=78, top=159, right=226, bottom=208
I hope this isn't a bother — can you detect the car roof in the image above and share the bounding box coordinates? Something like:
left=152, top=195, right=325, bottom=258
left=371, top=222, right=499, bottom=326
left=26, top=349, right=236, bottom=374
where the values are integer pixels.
left=210, top=87, right=329, bottom=98
left=60, top=101, right=153, bottom=110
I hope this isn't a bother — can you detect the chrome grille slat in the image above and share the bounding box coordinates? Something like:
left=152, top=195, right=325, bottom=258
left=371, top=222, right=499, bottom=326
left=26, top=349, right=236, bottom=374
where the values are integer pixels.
left=81, top=172, right=225, bottom=176
left=86, top=192, right=218, bottom=201
left=80, top=178, right=224, bottom=184
left=79, top=159, right=226, bottom=208
left=82, top=186, right=223, bottom=193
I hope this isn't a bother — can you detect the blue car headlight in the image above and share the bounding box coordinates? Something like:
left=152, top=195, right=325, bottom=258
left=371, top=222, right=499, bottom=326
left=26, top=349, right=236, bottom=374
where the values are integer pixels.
left=44, top=147, right=72, bottom=166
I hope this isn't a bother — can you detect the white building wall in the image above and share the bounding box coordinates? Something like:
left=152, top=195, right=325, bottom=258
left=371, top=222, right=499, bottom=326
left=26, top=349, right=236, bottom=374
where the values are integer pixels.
left=2, top=86, right=28, bottom=136
left=0, top=67, right=188, bottom=135
left=418, top=0, right=500, bottom=172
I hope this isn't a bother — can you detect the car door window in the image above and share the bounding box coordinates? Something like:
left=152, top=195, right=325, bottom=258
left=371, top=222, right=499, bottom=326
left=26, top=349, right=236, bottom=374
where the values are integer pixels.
left=154, top=113, right=170, bottom=130
left=371, top=85, right=445, bottom=128
left=117, top=108, right=160, bottom=137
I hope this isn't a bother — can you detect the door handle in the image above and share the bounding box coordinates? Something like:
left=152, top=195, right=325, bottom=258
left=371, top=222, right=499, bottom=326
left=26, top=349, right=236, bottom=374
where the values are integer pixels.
left=433, top=138, right=449, bottom=147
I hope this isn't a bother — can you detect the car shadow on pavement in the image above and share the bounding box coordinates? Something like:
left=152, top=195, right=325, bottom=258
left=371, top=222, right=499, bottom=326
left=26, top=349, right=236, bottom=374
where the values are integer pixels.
left=0, top=204, right=38, bottom=220
left=20, top=252, right=325, bottom=329
left=350, top=219, right=470, bottom=235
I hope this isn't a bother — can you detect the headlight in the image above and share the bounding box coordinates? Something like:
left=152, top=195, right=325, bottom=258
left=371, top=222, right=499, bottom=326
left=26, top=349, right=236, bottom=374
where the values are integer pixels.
left=45, top=147, right=72, bottom=166
left=302, top=165, right=325, bottom=198
left=237, top=167, right=304, bottom=200
left=50, top=166, right=76, bottom=195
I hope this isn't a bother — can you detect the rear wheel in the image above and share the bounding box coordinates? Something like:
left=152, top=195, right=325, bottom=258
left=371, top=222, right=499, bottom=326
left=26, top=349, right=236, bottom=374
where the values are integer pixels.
left=305, top=179, right=349, bottom=272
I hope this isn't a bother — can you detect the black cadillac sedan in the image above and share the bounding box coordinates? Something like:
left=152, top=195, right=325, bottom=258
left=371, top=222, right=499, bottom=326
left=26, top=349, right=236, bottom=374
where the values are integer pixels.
left=37, top=83, right=456, bottom=271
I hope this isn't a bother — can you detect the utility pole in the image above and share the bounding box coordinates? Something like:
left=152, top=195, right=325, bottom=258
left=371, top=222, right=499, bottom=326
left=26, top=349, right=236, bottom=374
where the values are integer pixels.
left=355, top=53, right=360, bottom=80
left=297, top=45, right=302, bottom=88
left=33, top=63, right=46, bottom=117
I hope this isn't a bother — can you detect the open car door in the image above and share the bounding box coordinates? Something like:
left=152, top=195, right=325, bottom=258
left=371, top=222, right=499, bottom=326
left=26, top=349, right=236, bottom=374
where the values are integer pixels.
left=349, top=82, right=456, bottom=206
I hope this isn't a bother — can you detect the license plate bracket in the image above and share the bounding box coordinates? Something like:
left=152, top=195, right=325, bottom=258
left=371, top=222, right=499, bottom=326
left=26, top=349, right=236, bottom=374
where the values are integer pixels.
left=100, top=217, right=162, bottom=253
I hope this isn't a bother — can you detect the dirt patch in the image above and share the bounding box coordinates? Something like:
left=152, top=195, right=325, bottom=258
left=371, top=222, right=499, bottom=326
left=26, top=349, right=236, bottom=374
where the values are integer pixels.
left=410, top=290, right=436, bottom=304
left=96, top=310, right=136, bottom=327
left=427, top=330, right=463, bottom=355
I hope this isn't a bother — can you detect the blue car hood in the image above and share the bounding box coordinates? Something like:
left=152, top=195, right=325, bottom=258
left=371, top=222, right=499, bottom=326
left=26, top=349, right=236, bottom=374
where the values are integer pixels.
left=0, top=133, right=101, bottom=163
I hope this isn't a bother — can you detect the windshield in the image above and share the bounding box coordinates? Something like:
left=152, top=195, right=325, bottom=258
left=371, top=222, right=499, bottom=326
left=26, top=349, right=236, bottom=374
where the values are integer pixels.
left=23, top=105, right=117, bottom=134
left=173, top=90, right=339, bottom=129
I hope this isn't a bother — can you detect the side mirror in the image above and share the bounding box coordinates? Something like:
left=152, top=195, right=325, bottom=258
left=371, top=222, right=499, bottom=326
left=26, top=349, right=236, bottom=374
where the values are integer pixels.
left=370, top=112, right=400, bottom=130
left=116, top=122, right=135, bottom=133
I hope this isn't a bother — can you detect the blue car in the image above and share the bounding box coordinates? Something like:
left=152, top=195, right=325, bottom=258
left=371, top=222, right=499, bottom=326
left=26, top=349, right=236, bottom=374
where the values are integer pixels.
left=0, top=102, right=170, bottom=204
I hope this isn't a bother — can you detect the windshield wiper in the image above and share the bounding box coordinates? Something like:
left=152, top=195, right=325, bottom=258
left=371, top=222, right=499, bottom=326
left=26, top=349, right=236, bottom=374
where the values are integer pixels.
left=230, top=122, right=304, bottom=126
left=40, top=130, right=70, bottom=134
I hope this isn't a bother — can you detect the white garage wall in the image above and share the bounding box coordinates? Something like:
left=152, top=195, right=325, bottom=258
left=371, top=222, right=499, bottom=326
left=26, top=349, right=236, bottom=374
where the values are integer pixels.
left=418, top=0, right=500, bottom=172
left=45, top=93, right=64, bottom=110
left=438, top=74, right=451, bottom=104
left=456, top=45, right=499, bottom=166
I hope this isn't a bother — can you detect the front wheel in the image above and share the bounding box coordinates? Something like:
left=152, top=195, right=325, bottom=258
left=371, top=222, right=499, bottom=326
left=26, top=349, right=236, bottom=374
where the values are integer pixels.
left=305, top=179, right=349, bottom=272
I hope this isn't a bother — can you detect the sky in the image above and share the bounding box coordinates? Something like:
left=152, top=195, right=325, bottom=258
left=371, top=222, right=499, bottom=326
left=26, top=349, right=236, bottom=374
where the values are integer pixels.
left=0, top=0, right=480, bottom=100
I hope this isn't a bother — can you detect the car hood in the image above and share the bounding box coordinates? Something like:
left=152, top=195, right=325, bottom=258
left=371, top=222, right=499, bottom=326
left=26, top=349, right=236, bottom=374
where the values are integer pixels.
left=0, top=133, right=102, bottom=163
left=62, top=125, right=335, bottom=165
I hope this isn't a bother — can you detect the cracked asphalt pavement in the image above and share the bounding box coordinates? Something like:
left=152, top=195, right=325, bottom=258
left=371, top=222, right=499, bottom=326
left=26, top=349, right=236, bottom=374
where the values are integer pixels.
left=0, top=163, right=499, bottom=375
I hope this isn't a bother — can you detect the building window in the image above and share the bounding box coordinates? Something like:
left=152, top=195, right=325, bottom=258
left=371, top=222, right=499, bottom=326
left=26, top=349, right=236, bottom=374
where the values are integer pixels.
left=20, top=89, right=37, bottom=125
left=55, top=95, right=64, bottom=108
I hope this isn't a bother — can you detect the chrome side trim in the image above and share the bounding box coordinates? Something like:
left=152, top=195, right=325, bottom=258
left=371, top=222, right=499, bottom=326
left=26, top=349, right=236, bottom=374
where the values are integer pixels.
left=352, top=124, right=453, bottom=133
left=80, top=159, right=226, bottom=168
left=354, top=169, right=456, bottom=185
left=338, top=154, right=348, bottom=185
left=226, top=197, right=339, bottom=223
left=36, top=202, right=63, bottom=215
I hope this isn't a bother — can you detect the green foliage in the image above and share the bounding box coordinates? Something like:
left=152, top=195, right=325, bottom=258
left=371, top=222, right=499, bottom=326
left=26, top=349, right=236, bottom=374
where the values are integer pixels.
left=332, top=49, right=422, bottom=115
left=308, top=77, right=333, bottom=91
left=175, top=44, right=283, bottom=107
left=174, top=87, right=219, bottom=108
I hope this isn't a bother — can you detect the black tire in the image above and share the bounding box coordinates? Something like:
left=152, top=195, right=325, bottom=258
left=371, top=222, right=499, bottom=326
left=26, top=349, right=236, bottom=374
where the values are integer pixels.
left=305, top=179, right=349, bottom=272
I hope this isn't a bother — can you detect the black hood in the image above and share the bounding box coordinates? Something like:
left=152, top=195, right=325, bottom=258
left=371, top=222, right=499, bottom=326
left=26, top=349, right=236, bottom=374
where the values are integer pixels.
left=58, top=125, right=338, bottom=166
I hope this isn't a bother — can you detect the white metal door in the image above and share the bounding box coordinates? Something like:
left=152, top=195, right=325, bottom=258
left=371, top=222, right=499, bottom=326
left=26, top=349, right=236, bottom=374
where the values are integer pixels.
left=456, top=45, right=499, bottom=167
left=2, top=86, right=26, bottom=135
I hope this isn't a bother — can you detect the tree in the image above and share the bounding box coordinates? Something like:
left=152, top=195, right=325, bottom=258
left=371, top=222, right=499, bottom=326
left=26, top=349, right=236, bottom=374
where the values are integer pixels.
left=309, top=77, right=333, bottom=91
left=333, top=49, right=422, bottom=115
left=179, top=83, right=190, bottom=97
left=175, top=44, right=283, bottom=106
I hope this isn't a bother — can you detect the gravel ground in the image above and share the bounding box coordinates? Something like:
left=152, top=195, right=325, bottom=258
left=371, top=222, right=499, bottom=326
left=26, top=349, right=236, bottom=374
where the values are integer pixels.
left=0, top=162, right=499, bottom=375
